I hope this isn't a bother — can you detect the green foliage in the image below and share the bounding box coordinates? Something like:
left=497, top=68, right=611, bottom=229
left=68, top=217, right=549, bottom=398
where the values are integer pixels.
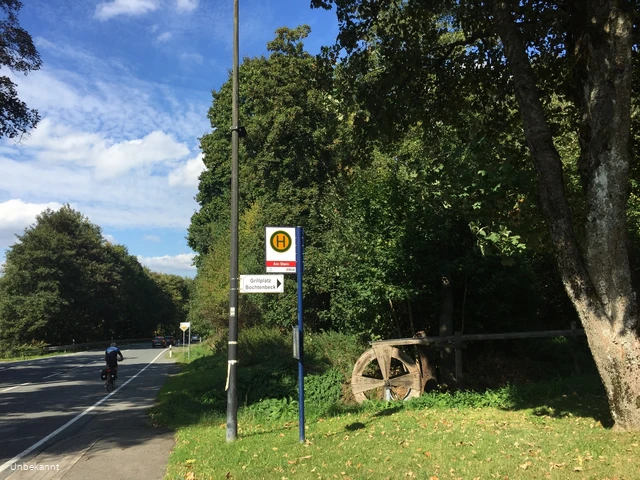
left=244, top=369, right=343, bottom=420
left=244, top=397, right=299, bottom=421
left=152, top=328, right=360, bottom=427
left=304, top=368, right=344, bottom=416
left=408, top=385, right=519, bottom=410
left=0, top=205, right=190, bottom=348
left=2, top=340, right=48, bottom=359
left=0, top=0, right=42, bottom=138
left=188, top=24, right=580, bottom=341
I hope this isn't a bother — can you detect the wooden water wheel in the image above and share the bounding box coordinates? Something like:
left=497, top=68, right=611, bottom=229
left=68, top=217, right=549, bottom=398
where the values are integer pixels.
left=351, top=344, right=422, bottom=403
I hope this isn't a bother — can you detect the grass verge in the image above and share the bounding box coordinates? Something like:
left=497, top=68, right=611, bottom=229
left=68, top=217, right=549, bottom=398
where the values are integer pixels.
left=0, top=350, right=68, bottom=362
left=151, top=329, right=639, bottom=480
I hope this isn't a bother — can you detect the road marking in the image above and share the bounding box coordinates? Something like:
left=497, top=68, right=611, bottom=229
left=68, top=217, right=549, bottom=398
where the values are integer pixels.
left=1, top=383, right=30, bottom=393
left=0, top=349, right=168, bottom=473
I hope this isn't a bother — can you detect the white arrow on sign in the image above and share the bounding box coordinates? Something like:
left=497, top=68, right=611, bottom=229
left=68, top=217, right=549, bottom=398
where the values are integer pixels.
left=239, top=274, right=284, bottom=293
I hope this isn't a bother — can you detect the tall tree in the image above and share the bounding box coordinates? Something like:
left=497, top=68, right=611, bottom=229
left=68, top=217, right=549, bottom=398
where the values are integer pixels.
left=0, top=0, right=41, bottom=138
left=0, top=205, right=182, bottom=346
left=189, top=26, right=343, bottom=331
left=312, top=0, right=640, bottom=430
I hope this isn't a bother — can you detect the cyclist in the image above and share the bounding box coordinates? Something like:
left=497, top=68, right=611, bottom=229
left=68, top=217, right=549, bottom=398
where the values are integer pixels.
left=105, top=342, right=123, bottom=386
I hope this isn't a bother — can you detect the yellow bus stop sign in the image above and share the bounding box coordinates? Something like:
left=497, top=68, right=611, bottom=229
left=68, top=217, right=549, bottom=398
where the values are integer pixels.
left=270, top=230, right=292, bottom=253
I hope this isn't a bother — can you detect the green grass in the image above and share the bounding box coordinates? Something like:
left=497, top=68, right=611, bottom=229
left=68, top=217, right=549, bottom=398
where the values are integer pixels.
left=0, top=350, right=67, bottom=362
left=151, top=329, right=640, bottom=480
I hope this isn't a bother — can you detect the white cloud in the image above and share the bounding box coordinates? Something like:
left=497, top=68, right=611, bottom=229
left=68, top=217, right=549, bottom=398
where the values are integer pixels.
left=6, top=66, right=209, bottom=144
left=180, top=53, right=204, bottom=65
left=104, top=233, right=117, bottom=243
left=144, top=235, right=161, bottom=242
left=23, top=120, right=190, bottom=179
left=137, top=253, right=196, bottom=275
left=0, top=157, right=197, bottom=230
left=0, top=41, right=209, bottom=269
left=95, top=0, right=159, bottom=21
left=0, top=199, right=63, bottom=249
left=157, top=31, right=173, bottom=43
left=168, top=153, right=205, bottom=188
left=176, top=0, right=198, bottom=12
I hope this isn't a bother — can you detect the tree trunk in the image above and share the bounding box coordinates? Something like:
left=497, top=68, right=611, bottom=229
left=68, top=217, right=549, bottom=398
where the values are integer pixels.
left=494, top=0, right=640, bottom=430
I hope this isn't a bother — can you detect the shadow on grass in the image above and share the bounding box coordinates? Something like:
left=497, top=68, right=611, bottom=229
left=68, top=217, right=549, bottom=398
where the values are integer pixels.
left=151, top=336, right=614, bottom=433
left=508, top=376, right=613, bottom=427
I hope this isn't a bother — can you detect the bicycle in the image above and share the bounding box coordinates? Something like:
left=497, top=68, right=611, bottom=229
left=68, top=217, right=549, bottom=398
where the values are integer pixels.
left=105, top=366, right=117, bottom=392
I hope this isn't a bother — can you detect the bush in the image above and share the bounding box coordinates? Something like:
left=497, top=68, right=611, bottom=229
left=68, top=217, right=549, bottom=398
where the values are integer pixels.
left=1, top=341, right=48, bottom=359
left=304, top=368, right=344, bottom=416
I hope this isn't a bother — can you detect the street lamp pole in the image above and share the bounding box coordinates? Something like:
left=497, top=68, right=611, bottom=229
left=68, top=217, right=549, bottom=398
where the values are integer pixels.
left=226, top=0, right=240, bottom=442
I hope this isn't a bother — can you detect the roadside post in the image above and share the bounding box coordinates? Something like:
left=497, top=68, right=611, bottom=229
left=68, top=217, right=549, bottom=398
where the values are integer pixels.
left=180, top=322, right=190, bottom=359
left=295, top=226, right=305, bottom=443
left=245, top=226, right=305, bottom=442
left=239, top=227, right=304, bottom=441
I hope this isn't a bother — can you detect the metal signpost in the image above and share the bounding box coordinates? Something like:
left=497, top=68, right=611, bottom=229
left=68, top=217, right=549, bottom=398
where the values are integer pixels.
left=238, top=226, right=305, bottom=443
left=263, top=225, right=305, bottom=442
left=295, top=226, right=305, bottom=443
left=180, top=322, right=190, bottom=359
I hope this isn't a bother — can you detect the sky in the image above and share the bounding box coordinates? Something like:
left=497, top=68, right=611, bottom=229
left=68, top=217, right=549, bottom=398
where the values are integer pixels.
left=0, top=0, right=338, bottom=277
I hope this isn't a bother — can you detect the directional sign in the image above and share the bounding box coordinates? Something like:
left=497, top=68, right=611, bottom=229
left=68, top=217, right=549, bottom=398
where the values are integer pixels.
left=240, top=274, right=284, bottom=293
left=265, top=226, right=296, bottom=273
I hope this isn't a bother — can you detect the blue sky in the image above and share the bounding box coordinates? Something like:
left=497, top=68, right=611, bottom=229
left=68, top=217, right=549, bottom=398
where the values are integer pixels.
left=0, top=0, right=338, bottom=277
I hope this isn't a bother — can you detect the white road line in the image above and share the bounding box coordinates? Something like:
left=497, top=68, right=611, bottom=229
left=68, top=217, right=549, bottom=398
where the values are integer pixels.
left=1, top=383, right=30, bottom=393
left=0, top=348, right=168, bottom=473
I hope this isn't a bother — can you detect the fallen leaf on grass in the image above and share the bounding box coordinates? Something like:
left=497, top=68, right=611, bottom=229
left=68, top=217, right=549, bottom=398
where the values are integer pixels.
left=520, top=462, right=531, bottom=470
left=424, top=452, right=432, bottom=458
left=185, top=459, right=196, bottom=465
left=185, top=473, right=195, bottom=480
left=574, top=467, right=583, bottom=472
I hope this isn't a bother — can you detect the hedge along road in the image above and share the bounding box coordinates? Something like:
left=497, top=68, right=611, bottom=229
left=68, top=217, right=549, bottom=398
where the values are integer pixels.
left=0, top=344, right=177, bottom=480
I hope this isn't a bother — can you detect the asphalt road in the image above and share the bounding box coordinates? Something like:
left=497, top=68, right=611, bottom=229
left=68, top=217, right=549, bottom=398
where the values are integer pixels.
left=0, top=344, right=178, bottom=480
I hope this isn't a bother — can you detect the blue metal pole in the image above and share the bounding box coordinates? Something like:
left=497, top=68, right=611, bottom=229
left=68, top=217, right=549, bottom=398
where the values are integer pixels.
left=296, top=226, right=305, bottom=443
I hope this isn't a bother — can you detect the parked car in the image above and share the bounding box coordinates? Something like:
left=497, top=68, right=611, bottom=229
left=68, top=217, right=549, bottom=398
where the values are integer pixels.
left=164, top=335, right=175, bottom=346
left=151, top=336, right=165, bottom=348
left=191, top=334, right=200, bottom=343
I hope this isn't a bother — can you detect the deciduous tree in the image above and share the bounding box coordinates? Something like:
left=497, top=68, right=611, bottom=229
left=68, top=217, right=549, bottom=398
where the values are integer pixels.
left=0, top=0, right=41, bottom=138
left=312, top=0, right=640, bottom=430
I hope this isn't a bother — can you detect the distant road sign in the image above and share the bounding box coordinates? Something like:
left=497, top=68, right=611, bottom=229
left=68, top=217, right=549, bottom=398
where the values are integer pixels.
left=180, top=322, right=190, bottom=332
left=240, top=274, right=284, bottom=293
left=265, top=226, right=296, bottom=273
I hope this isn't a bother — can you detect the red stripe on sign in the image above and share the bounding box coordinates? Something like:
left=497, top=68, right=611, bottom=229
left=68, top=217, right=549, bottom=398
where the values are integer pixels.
left=266, top=261, right=296, bottom=267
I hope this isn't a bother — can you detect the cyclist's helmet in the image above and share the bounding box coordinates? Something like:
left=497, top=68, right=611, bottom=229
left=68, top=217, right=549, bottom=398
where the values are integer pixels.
left=111, top=342, right=117, bottom=347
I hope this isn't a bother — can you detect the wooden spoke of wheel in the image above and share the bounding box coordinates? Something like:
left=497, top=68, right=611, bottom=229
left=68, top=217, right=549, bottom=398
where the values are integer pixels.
left=351, top=346, right=422, bottom=404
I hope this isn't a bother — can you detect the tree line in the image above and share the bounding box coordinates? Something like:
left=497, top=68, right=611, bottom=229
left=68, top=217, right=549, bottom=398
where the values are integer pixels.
left=188, top=1, right=640, bottom=431
left=0, top=206, right=191, bottom=351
